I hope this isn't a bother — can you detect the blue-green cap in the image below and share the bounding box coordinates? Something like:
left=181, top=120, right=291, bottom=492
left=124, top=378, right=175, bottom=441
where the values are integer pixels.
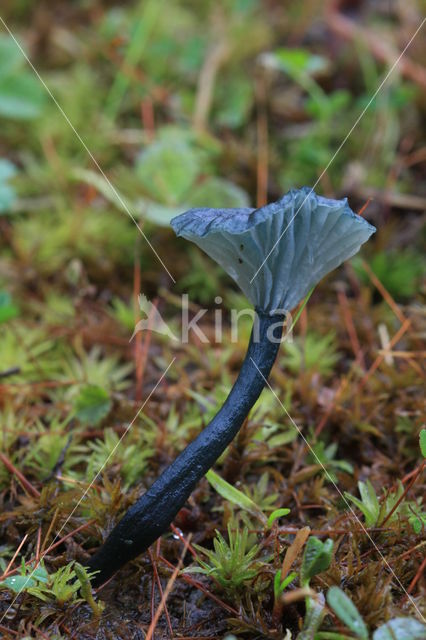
left=171, top=187, right=375, bottom=313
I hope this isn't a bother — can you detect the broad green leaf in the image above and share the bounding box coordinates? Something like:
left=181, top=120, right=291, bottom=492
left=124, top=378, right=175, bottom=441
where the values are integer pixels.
left=136, top=138, right=200, bottom=205
left=0, top=574, right=36, bottom=593
left=300, top=536, right=333, bottom=584
left=373, top=617, right=426, bottom=640
left=32, top=565, right=49, bottom=584
left=0, top=31, right=45, bottom=121
left=0, top=74, right=45, bottom=120
left=0, top=35, right=25, bottom=78
left=205, top=469, right=266, bottom=524
left=344, top=480, right=380, bottom=528
left=343, top=493, right=374, bottom=524
left=73, top=385, right=112, bottom=426
left=327, top=587, right=368, bottom=639
left=359, top=480, right=379, bottom=517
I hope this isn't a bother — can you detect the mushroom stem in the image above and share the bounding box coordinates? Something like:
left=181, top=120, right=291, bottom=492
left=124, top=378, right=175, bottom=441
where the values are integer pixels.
left=88, top=311, right=284, bottom=586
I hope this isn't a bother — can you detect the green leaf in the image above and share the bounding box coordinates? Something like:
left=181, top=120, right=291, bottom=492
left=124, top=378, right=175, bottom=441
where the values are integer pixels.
left=73, top=385, right=112, bottom=426
left=271, top=47, right=328, bottom=78
left=281, top=571, right=297, bottom=590
left=205, top=469, right=266, bottom=524
left=0, top=35, right=23, bottom=77
left=267, top=508, right=290, bottom=528
left=273, top=569, right=282, bottom=599
left=300, top=536, right=333, bottom=584
left=0, top=560, right=49, bottom=595
left=408, top=512, right=426, bottom=534
left=32, top=565, right=49, bottom=584
left=359, top=479, right=380, bottom=517
left=327, top=587, right=369, bottom=639
left=344, top=480, right=380, bottom=528
left=189, top=177, right=250, bottom=209
left=0, top=574, right=36, bottom=593
left=373, top=617, right=426, bottom=640
left=0, top=34, right=45, bottom=120
left=0, top=74, right=45, bottom=120
left=420, top=429, right=426, bottom=458
left=344, top=492, right=372, bottom=520
left=136, top=137, right=200, bottom=205
left=0, top=291, right=19, bottom=323
left=274, top=569, right=297, bottom=599
left=297, top=595, right=325, bottom=639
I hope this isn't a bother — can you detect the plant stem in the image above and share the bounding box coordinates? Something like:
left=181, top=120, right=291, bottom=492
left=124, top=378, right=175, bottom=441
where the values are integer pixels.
left=88, top=311, right=284, bottom=585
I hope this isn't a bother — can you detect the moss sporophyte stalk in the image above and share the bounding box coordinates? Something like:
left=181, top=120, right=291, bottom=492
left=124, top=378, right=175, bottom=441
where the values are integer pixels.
left=87, top=187, right=375, bottom=586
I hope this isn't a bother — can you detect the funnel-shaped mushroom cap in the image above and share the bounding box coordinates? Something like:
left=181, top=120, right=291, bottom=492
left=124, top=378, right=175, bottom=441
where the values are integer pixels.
left=171, top=187, right=375, bottom=314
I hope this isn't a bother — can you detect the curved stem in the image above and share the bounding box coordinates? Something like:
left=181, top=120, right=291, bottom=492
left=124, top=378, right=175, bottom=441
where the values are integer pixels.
left=88, top=312, right=283, bottom=585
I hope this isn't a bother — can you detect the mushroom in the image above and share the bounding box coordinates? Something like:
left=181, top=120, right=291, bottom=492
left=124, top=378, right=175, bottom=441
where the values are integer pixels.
left=88, top=187, right=375, bottom=585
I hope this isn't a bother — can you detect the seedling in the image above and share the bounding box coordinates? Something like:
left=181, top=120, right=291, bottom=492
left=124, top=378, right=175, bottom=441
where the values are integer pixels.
left=344, top=479, right=426, bottom=533
left=291, top=536, right=334, bottom=637
left=300, top=536, right=334, bottom=589
left=0, top=560, right=103, bottom=619
left=88, top=187, right=375, bottom=585
left=184, top=523, right=265, bottom=594
left=344, top=479, right=403, bottom=528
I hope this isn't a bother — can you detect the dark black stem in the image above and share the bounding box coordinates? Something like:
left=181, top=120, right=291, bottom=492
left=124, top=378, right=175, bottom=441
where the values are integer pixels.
left=88, top=312, right=283, bottom=586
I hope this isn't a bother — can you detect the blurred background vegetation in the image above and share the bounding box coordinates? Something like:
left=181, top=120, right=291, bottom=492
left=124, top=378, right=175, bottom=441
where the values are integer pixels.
left=0, top=0, right=425, bottom=301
